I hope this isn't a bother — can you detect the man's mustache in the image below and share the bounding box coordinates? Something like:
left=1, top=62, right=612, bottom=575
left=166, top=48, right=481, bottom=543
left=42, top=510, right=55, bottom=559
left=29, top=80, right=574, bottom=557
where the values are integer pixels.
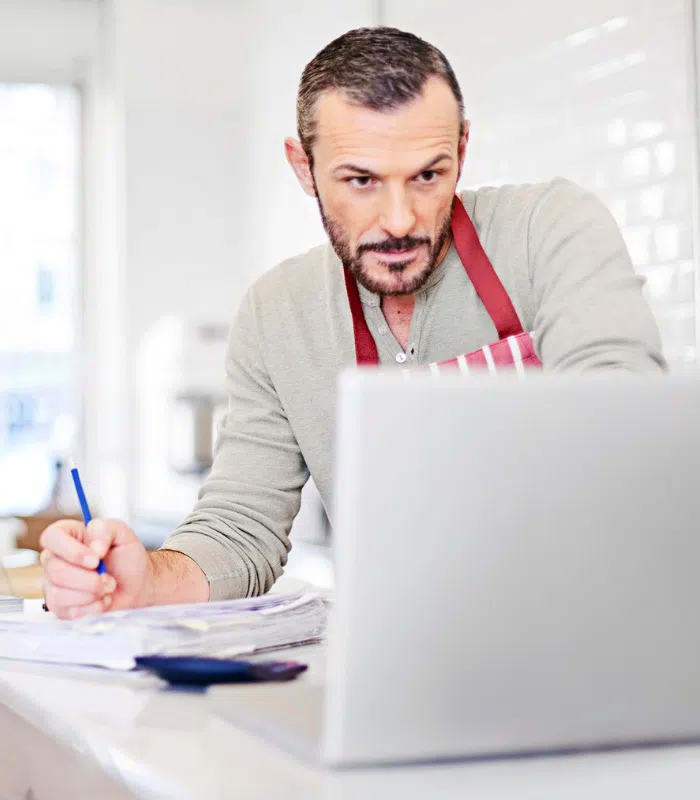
left=358, top=236, right=431, bottom=254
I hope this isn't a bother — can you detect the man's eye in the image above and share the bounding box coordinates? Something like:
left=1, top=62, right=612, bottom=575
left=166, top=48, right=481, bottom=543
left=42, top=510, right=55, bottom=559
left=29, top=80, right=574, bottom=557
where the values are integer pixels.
left=346, top=176, right=374, bottom=189
left=417, top=170, right=440, bottom=184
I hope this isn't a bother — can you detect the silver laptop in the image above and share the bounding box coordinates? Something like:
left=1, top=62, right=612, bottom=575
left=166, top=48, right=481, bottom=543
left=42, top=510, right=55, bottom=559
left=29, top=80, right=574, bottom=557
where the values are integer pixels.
left=210, top=371, right=700, bottom=766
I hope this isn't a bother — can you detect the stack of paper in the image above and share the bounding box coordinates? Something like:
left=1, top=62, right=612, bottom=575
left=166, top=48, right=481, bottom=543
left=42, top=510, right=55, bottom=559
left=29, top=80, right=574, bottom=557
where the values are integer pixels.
left=0, top=591, right=326, bottom=670
left=0, top=595, right=23, bottom=613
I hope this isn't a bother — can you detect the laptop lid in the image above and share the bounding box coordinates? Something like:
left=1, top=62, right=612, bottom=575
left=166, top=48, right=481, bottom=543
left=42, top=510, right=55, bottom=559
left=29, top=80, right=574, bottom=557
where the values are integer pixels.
left=324, top=371, right=700, bottom=765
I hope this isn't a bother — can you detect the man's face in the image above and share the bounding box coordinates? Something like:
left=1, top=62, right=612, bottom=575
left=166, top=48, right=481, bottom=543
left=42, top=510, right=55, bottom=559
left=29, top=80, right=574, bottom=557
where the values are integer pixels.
left=310, top=77, right=465, bottom=296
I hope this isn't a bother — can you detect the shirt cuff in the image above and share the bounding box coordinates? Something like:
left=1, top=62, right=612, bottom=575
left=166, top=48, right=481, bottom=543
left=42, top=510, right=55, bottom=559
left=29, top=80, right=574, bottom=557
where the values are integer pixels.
left=159, top=531, right=249, bottom=601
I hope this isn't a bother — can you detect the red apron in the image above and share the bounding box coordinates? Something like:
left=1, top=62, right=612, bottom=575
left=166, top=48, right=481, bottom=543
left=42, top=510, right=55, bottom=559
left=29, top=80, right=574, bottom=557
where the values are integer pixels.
left=344, top=195, right=543, bottom=374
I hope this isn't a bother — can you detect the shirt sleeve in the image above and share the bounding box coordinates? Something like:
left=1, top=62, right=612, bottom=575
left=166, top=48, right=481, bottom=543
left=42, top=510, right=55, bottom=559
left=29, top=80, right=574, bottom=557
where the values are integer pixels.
left=160, top=287, right=309, bottom=600
left=529, top=179, right=667, bottom=373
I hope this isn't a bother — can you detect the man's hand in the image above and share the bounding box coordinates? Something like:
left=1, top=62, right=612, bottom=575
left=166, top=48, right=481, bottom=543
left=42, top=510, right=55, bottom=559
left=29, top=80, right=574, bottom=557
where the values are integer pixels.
left=40, top=518, right=151, bottom=619
left=40, top=519, right=211, bottom=619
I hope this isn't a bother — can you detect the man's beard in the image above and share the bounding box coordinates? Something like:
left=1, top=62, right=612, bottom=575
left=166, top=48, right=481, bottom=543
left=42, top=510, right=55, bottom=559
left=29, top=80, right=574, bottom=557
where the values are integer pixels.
left=316, top=196, right=453, bottom=297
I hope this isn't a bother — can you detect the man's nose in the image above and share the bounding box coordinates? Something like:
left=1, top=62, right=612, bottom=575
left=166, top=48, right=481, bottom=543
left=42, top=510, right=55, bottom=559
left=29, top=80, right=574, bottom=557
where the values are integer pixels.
left=378, top=188, right=417, bottom=240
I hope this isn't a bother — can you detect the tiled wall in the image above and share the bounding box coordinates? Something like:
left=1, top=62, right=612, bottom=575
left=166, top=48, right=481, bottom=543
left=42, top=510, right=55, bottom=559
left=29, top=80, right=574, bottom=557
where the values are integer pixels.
left=387, top=0, right=699, bottom=367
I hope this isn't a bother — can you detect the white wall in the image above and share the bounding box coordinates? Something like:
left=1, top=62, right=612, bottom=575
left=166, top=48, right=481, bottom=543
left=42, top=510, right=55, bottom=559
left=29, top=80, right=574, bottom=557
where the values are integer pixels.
left=0, top=0, right=100, bottom=83
left=117, top=0, right=255, bottom=353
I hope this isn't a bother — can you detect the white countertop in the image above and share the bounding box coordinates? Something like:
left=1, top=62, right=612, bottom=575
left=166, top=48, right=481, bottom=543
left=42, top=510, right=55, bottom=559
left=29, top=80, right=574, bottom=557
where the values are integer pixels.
left=1, top=601, right=700, bottom=799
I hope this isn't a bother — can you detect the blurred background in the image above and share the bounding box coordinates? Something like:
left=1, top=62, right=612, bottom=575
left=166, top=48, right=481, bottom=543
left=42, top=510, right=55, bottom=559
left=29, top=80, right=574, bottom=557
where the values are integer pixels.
left=0, top=0, right=698, bottom=586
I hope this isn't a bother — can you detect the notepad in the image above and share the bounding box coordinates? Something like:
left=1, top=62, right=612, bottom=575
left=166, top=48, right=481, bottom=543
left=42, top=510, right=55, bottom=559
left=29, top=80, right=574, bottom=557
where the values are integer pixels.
left=0, top=591, right=326, bottom=670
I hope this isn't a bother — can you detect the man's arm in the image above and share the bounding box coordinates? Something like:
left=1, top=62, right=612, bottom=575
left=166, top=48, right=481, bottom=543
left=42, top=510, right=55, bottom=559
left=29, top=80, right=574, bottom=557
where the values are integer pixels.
left=529, top=179, right=667, bottom=372
left=143, top=550, right=210, bottom=605
left=159, top=287, right=309, bottom=601
left=39, top=296, right=306, bottom=619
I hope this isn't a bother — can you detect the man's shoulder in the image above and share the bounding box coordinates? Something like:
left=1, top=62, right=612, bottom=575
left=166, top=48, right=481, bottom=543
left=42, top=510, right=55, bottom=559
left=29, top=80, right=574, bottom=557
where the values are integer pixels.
left=460, top=178, right=603, bottom=230
left=236, top=240, right=353, bottom=368
left=247, top=241, right=336, bottom=308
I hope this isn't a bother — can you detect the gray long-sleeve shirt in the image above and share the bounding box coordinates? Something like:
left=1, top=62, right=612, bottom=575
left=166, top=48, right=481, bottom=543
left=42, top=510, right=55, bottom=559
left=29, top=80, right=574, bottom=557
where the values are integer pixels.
left=161, top=179, right=666, bottom=600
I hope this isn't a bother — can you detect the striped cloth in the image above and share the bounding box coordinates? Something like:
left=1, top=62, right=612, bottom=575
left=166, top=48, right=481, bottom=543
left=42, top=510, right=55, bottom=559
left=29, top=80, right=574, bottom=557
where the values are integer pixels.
left=422, top=332, right=541, bottom=376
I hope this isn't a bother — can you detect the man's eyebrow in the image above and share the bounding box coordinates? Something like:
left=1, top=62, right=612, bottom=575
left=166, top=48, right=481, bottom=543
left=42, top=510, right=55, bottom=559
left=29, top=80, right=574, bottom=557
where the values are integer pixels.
left=416, top=153, right=453, bottom=172
left=333, top=153, right=453, bottom=178
left=333, top=163, right=381, bottom=178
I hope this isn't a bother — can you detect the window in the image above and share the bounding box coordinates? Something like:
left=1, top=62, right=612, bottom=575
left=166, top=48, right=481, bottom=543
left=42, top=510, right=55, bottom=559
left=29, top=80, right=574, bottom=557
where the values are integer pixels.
left=0, top=84, right=81, bottom=513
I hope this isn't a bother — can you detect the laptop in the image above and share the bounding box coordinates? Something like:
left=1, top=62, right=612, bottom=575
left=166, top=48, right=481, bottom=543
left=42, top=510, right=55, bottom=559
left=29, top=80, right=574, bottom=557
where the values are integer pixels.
left=209, top=371, right=700, bottom=766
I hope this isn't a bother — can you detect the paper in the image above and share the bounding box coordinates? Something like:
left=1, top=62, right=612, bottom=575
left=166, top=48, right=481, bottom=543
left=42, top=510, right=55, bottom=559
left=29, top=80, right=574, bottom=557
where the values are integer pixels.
left=0, top=591, right=326, bottom=670
left=0, top=595, right=23, bottom=614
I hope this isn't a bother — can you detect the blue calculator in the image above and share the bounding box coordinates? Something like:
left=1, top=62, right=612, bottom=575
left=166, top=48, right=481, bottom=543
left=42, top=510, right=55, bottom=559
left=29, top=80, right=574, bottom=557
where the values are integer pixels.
left=135, top=656, right=308, bottom=686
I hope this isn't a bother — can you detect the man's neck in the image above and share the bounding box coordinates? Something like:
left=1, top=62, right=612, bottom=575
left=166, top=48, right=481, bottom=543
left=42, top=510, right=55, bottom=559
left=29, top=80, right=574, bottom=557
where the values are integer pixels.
left=381, top=294, right=415, bottom=351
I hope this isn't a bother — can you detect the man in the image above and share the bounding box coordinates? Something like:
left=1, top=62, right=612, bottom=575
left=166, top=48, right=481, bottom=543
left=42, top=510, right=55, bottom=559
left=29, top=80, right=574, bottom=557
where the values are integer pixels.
left=40, top=27, right=665, bottom=619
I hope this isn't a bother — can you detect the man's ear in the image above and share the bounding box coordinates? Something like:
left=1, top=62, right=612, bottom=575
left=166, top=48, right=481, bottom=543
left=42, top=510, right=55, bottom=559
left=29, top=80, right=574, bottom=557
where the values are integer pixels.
left=285, top=137, right=317, bottom=197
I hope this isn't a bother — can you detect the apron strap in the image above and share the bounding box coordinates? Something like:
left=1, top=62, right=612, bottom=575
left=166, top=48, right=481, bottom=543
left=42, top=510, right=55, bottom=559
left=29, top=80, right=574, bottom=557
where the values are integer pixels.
left=344, top=267, right=379, bottom=365
left=450, top=195, right=524, bottom=339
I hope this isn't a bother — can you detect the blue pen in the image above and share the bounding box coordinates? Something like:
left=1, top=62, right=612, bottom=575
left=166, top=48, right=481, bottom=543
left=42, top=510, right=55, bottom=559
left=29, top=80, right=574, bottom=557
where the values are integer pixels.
left=69, top=458, right=107, bottom=575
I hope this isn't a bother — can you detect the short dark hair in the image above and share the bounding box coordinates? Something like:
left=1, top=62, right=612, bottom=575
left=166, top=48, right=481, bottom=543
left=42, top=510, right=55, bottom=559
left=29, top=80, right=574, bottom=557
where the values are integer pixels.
left=297, top=27, right=465, bottom=167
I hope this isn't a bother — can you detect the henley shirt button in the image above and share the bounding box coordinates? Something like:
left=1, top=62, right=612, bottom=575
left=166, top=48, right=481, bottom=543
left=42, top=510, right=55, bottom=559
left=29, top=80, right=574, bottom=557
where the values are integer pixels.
left=378, top=324, right=388, bottom=335
left=395, top=352, right=407, bottom=364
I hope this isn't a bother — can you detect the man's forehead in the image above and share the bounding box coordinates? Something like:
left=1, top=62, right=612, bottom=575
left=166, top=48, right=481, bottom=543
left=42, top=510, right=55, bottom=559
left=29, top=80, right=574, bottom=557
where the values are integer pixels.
left=313, top=78, right=461, bottom=165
